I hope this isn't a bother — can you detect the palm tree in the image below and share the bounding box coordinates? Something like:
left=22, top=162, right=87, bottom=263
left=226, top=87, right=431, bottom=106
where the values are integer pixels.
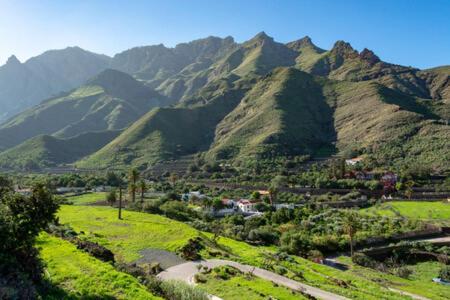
left=139, top=180, right=147, bottom=204
left=342, top=211, right=360, bottom=257
left=128, top=168, right=139, bottom=202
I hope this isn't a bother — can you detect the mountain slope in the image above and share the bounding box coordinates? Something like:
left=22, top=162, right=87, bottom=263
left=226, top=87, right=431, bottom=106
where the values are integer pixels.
left=206, top=68, right=335, bottom=161
left=0, top=69, right=168, bottom=150
left=0, top=130, right=121, bottom=170
left=77, top=79, right=251, bottom=169
left=0, top=47, right=110, bottom=122
left=111, top=36, right=236, bottom=87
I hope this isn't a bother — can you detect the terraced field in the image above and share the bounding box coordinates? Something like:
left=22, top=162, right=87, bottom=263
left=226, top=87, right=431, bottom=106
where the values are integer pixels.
left=57, top=205, right=423, bottom=299
left=364, top=201, right=450, bottom=225
left=38, top=233, right=161, bottom=300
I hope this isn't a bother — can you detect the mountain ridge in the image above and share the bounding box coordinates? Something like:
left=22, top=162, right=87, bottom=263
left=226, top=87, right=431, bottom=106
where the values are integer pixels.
left=1, top=33, right=448, bottom=171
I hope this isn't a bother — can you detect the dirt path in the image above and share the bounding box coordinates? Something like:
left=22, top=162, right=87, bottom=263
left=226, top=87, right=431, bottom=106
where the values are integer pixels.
left=157, top=259, right=349, bottom=300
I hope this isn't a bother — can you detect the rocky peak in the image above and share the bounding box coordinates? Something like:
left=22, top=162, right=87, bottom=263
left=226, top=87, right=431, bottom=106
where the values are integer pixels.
left=331, top=40, right=358, bottom=58
left=286, top=36, right=324, bottom=52
left=6, top=55, right=21, bottom=66
left=250, top=31, right=274, bottom=43
left=359, top=48, right=381, bottom=65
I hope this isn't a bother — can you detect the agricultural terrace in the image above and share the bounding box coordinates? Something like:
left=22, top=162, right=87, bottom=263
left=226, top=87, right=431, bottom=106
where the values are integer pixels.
left=57, top=205, right=420, bottom=300
left=364, top=201, right=450, bottom=225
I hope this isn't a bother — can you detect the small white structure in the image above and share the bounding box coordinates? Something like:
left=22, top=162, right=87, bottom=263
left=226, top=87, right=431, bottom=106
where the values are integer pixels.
left=274, top=203, right=295, bottom=210
left=92, top=186, right=114, bottom=192
left=56, top=187, right=85, bottom=194
left=15, top=188, right=32, bottom=196
left=182, top=191, right=208, bottom=202
left=345, top=157, right=363, bottom=166
left=237, top=199, right=261, bottom=213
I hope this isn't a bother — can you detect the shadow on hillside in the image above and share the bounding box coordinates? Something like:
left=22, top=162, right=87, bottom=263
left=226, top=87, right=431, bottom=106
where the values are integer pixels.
left=38, top=279, right=116, bottom=300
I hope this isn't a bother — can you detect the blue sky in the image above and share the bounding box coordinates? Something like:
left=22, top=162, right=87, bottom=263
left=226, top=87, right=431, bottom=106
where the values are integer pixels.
left=0, top=0, right=449, bottom=68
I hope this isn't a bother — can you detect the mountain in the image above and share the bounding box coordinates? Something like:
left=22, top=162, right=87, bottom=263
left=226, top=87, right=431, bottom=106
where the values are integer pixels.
left=1, top=33, right=448, bottom=172
left=0, top=47, right=111, bottom=122
left=0, top=130, right=121, bottom=170
left=111, top=36, right=237, bottom=87
left=80, top=66, right=449, bottom=171
left=0, top=69, right=169, bottom=151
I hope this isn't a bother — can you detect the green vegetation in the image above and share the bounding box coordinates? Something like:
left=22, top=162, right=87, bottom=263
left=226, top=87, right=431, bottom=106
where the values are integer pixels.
left=65, top=192, right=107, bottom=205
left=1, top=178, right=59, bottom=299
left=197, top=266, right=307, bottom=300
left=339, top=256, right=450, bottom=300
left=57, top=205, right=414, bottom=299
left=365, top=201, right=450, bottom=225
left=38, top=233, right=161, bottom=300
left=0, top=130, right=121, bottom=169
left=0, top=69, right=167, bottom=152
left=58, top=205, right=199, bottom=261
left=2, top=34, right=448, bottom=172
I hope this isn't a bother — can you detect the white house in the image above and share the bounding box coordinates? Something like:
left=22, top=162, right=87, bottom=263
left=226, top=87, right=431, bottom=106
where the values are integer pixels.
left=237, top=199, right=261, bottom=213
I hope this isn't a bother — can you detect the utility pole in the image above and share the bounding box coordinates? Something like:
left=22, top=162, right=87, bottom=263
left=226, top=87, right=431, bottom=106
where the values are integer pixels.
left=118, top=185, right=123, bottom=220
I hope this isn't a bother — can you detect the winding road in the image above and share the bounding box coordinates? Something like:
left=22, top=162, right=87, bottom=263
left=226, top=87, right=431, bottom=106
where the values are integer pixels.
left=157, top=258, right=349, bottom=300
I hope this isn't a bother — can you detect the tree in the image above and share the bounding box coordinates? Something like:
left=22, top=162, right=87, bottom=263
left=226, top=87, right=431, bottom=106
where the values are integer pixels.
left=169, top=172, right=178, bottom=186
left=269, top=175, right=286, bottom=205
left=118, top=185, right=123, bottom=220
left=212, top=198, right=225, bottom=211
left=342, top=211, right=360, bottom=257
left=404, top=180, right=415, bottom=200
left=107, top=189, right=117, bottom=206
left=251, top=191, right=261, bottom=200
left=128, top=168, right=139, bottom=202
left=0, top=183, right=59, bottom=298
left=106, top=171, right=121, bottom=187
left=139, top=180, right=147, bottom=203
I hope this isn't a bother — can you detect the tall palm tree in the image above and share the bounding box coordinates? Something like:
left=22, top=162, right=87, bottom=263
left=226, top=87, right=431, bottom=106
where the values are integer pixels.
left=128, top=168, right=139, bottom=202
left=343, top=211, right=360, bottom=257
left=139, top=180, right=146, bottom=203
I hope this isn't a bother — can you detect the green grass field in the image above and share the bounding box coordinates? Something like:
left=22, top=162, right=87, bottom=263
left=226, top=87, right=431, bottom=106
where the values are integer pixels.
left=65, top=192, right=107, bottom=205
left=198, top=266, right=307, bottom=300
left=338, top=256, right=450, bottom=300
left=364, top=201, right=450, bottom=225
left=56, top=205, right=415, bottom=299
left=38, top=233, right=161, bottom=300
left=57, top=205, right=199, bottom=261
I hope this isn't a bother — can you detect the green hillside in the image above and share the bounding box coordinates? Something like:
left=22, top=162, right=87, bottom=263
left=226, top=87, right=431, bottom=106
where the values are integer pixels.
left=38, top=233, right=161, bottom=299
left=78, top=79, right=251, bottom=169
left=1, top=33, right=448, bottom=171
left=0, top=130, right=121, bottom=169
left=206, top=68, right=335, bottom=161
left=0, top=69, right=168, bottom=151
left=80, top=63, right=449, bottom=171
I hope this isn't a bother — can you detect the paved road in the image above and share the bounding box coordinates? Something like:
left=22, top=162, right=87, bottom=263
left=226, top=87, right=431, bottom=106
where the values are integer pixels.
left=157, top=259, right=349, bottom=300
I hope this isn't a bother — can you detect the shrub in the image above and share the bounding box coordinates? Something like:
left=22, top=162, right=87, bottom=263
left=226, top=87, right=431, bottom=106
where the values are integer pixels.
left=160, top=280, right=209, bottom=300
left=178, top=237, right=203, bottom=260
left=352, top=253, right=377, bottom=269
left=394, top=266, right=413, bottom=279
left=439, top=265, right=450, bottom=282
left=194, top=273, right=207, bottom=283
left=75, top=239, right=115, bottom=263
left=0, top=183, right=59, bottom=298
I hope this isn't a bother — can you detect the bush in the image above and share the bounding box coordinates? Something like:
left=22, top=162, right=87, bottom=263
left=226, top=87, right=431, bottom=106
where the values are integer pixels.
left=178, top=237, right=203, bottom=260
left=394, top=266, right=413, bottom=279
left=160, top=280, right=209, bottom=300
left=0, top=183, right=59, bottom=298
left=439, top=265, right=450, bottom=282
left=75, top=239, right=115, bottom=263
left=352, top=253, right=377, bottom=269
left=160, top=201, right=194, bottom=221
